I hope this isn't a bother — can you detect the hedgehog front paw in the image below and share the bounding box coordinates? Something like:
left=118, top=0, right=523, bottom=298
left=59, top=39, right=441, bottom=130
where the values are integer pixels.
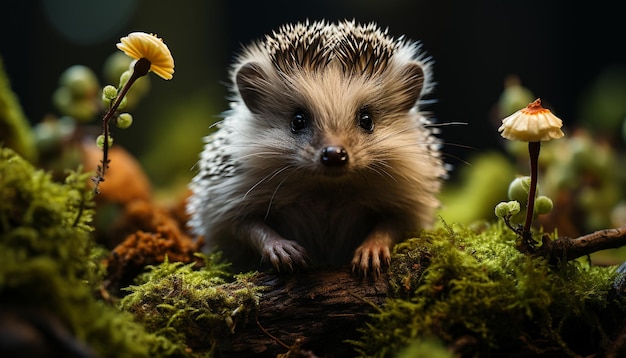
left=261, top=239, right=308, bottom=272
left=351, top=235, right=392, bottom=277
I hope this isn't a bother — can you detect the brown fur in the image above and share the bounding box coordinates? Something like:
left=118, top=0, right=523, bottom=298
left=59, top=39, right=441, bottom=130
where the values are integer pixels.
left=187, top=20, right=446, bottom=275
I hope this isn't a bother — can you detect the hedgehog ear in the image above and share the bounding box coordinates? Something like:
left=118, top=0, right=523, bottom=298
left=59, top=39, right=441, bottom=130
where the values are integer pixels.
left=236, top=62, right=268, bottom=114
left=394, top=62, right=425, bottom=112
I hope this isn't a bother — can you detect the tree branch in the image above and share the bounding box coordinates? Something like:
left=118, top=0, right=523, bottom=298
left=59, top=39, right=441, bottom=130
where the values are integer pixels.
left=538, top=226, right=626, bottom=262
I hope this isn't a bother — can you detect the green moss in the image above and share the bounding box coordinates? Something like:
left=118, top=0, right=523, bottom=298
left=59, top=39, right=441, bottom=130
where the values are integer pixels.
left=0, top=147, right=181, bottom=357
left=396, top=338, right=453, bottom=358
left=0, top=147, right=97, bottom=288
left=354, top=222, right=624, bottom=357
left=0, top=58, right=37, bottom=163
left=120, top=253, right=263, bottom=355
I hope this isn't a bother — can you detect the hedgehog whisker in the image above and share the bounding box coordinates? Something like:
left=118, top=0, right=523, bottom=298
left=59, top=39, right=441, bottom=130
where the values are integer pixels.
left=208, top=119, right=224, bottom=130
left=439, top=152, right=472, bottom=167
left=438, top=142, right=477, bottom=151
left=367, top=161, right=397, bottom=183
left=242, top=165, right=292, bottom=201
left=265, top=170, right=293, bottom=219
left=423, top=121, right=468, bottom=128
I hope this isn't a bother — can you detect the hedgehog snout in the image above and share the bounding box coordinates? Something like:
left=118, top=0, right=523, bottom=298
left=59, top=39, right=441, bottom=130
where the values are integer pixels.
left=320, top=146, right=349, bottom=166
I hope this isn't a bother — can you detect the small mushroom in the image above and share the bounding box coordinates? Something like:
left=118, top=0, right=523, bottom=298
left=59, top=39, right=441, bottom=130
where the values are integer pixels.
left=498, top=99, right=564, bottom=250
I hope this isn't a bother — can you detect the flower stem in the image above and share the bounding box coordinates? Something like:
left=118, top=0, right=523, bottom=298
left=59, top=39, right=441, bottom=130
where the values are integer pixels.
left=92, top=58, right=151, bottom=193
left=523, top=141, right=541, bottom=239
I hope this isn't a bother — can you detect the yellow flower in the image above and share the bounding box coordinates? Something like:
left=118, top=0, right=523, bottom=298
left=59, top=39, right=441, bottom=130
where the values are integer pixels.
left=116, top=32, right=174, bottom=80
left=498, top=98, right=564, bottom=142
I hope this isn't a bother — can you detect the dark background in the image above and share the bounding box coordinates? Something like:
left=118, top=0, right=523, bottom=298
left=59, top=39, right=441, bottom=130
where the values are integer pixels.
left=1, top=0, right=625, bottom=186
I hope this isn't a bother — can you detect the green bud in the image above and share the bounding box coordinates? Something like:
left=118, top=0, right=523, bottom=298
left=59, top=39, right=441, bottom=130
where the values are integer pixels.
left=59, top=65, right=99, bottom=98
left=507, top=176, right=532, bottom=203
left=495, top=202, right=509, bottom=218
left=116, top=113, right=133, bottom=129
left=70, top=99, right=98, bottom=122
left=507, top=201, right=521, bottom=215
left=103, top=51, right=133, bottom=85
left=495, top=201, right=521, bottom=218
left=102, top=85, right=118, bottom=100
left=534, top=196, right=554, bottom=215
left=52, top=87, right=72, bottom=114
left=96, top=134, right=113, bottom=149
left=119, top=71, right=131, bottom=88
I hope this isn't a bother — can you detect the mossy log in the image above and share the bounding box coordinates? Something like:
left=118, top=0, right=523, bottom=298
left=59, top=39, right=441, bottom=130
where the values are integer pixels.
left=207, top=224, right=626, bottom=358
left=217, top=268, right=389, bottom=357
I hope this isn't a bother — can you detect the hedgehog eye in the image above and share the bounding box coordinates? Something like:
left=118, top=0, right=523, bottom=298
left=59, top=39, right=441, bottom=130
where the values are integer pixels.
left=358, top=109, right=374, bottom=132
left=291, top=111, right=308, bottom=133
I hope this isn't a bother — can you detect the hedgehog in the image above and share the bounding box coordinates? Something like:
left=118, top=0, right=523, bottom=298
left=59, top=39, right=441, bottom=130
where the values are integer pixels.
left=187, top=20, right=447, bottom=275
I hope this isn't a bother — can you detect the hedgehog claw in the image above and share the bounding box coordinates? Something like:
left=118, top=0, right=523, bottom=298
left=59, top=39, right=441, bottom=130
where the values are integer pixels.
left=263, top=238, right=308, bottom=272
left=352, top=234, right=392, bottom=277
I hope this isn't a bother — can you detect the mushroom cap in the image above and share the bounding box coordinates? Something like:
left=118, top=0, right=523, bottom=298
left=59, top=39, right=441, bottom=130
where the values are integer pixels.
left=498, top=98, right=564, bottom=142
left=116, top=32, right=175, bottom=80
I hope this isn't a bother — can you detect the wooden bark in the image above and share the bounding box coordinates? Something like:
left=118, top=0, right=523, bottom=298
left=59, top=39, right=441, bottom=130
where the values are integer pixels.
left=217, top=268, right=390, bottom=357
left=538, top=226, right=626, bottom=262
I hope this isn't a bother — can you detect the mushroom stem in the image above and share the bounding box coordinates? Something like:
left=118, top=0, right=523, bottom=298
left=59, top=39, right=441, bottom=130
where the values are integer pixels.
left=523, top=141, right=541, bottom=237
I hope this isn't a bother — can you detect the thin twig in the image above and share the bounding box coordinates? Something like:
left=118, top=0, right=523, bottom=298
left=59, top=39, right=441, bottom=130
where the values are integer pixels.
left=255, top=313, right=290, bottom=350
left=538, top=226, right=626, bottom=262
left=92, top=58, right=151, bottom=194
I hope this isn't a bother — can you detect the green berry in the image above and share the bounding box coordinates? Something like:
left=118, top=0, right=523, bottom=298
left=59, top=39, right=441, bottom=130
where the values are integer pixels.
left=103, top=51, right=133, bottom=85
left=70, top=99, right=98, bottom=122
left=507, top=176, right=532, bottom=202
left=102, top=85, right=118, bottom=100
left=507, top=201, right=521, bottom=215
left=116, top=113, right=133, bottom=129
left=495, top=202, right=508, bottom=219
left=119, top=71, right=131, bottom=88
left=495, top=201, right=521, bottom=218
left=96, top=134, right=113, bottom=149
left=59, top=65, right=99, bottom=98
left=52, top=87, right=72, bottom=114
left=534, top=196, right=554, bottom=215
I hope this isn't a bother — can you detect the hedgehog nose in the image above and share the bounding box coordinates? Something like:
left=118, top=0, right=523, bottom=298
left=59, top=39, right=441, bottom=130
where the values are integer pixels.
left=320, top=146, right=349, bottom=166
